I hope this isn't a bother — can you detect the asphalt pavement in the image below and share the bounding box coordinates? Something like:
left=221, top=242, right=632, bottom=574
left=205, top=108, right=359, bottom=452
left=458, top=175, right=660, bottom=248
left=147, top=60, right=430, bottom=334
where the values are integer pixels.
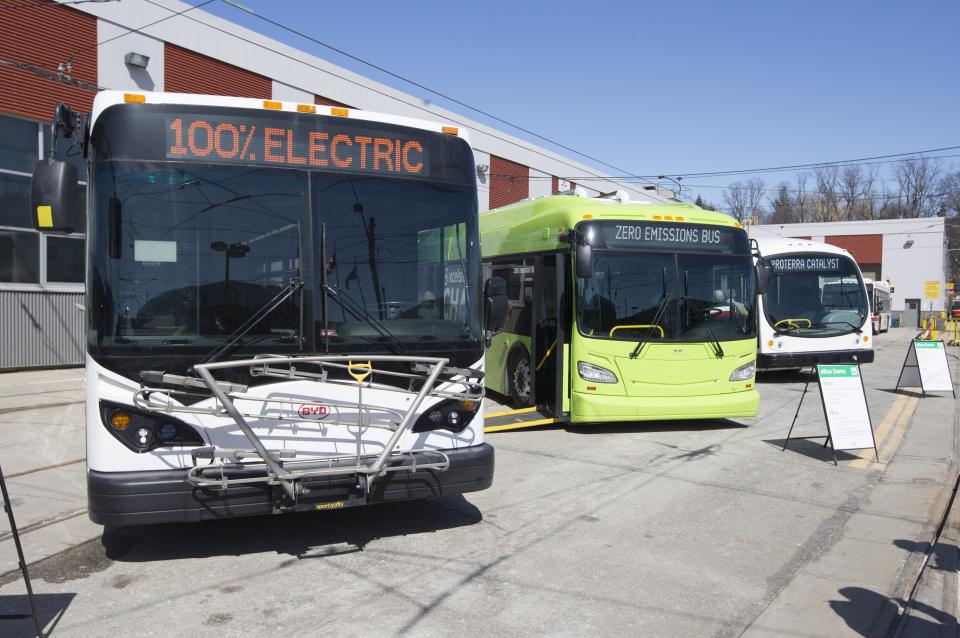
left=0, top=327, right=957, bottom=637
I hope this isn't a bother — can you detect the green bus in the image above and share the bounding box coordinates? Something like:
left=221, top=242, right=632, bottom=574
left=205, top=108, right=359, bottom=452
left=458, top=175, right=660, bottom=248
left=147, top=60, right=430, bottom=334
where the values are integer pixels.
left=480, top=193, right=760, bottom=423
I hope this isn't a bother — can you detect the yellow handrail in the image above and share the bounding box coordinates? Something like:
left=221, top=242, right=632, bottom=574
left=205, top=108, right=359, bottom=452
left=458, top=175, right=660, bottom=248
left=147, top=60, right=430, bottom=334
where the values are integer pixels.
left=773, top=318, right=812, bottom=329
left=609, top=324, right=664, bottom=337
left=536, top=339, right=558, bottom=371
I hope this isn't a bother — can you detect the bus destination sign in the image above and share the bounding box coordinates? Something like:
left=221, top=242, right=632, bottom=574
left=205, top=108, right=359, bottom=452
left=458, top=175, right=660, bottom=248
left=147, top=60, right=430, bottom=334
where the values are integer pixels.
left=166, top=115, right=429, bottom=177
left=583, top=221, right=749, bottom=255
left=767, top=256, right=842, bottom=272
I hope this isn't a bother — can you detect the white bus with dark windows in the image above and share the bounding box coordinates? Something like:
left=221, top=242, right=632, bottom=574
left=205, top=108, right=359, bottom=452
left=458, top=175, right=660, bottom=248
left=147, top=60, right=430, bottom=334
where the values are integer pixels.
left=31, top=91, right=508, bottom=527
left=754, top=237, right=873, bottom=370
left=864, top=278, right=892, bottom=334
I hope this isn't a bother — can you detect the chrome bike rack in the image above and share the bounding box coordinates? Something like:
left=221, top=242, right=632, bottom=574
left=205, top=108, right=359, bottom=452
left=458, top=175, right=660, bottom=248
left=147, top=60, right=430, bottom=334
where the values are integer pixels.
left=134, top=355, right=484, bottom=508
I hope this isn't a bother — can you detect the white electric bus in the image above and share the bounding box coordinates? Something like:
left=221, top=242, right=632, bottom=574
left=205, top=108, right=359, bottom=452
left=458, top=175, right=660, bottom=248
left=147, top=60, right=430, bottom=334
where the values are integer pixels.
left=864, top=278, right=892, bottom=334
left=754, top=237, right=873, bottom=370
left=31, top=91, right=506, bottom=527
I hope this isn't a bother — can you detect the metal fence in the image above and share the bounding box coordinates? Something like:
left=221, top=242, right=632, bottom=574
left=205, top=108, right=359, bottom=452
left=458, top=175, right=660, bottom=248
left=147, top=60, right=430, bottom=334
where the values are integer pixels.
left=0, top=290, right=84, bottom=370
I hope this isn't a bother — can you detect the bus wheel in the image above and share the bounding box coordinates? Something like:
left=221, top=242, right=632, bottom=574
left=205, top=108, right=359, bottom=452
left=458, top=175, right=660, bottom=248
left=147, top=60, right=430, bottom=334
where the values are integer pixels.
left=509, top=350, right=534, bottom=407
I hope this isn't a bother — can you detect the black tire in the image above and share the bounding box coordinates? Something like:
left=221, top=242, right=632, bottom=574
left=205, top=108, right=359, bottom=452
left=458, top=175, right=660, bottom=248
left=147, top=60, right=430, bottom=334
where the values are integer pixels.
left=508, top=348, right=534, bottom=407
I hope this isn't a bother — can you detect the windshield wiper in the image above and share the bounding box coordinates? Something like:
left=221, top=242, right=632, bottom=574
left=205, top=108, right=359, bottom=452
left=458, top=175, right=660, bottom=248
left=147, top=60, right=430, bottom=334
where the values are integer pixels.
left=198, top=279, right=304, bottom=365
left=813, top=320, right=863, bottom=334
left=682, top=270, right=724, bottom=359
left=322, top=283, right=411, bottom=355
left=630, top=268, right=671, bottom=359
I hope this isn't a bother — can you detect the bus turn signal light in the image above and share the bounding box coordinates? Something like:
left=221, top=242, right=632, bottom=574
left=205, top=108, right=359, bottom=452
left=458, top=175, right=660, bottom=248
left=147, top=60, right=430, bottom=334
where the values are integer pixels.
left=110, top=410, right=131, bottom=430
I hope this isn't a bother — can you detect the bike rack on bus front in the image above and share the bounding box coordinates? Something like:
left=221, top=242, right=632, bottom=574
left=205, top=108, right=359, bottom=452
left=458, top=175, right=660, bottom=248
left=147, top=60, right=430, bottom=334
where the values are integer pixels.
left=133, top=354, right=484, bottom=507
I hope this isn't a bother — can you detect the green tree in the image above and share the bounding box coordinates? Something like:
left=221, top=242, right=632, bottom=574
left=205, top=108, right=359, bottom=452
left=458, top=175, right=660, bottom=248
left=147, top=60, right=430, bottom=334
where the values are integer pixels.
left=768, top=183, right=794, bottom=223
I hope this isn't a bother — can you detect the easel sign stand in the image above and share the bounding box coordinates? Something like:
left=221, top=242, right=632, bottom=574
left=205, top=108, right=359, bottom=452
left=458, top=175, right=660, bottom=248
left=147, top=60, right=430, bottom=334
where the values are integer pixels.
left=0, top=463, right=43, bottom=636
left=896, top=340, right=956, bottom=398
left=782, top=364, right=878, bottom=465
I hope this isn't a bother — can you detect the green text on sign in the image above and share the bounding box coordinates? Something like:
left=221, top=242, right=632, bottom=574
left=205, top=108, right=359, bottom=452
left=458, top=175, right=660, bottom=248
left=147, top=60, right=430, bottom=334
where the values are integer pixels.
left=818, top=365, right=859, bottom=378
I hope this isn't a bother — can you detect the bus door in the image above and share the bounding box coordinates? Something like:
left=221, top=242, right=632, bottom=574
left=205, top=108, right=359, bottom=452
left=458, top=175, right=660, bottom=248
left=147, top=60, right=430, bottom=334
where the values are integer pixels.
left=533, top=254, right=564, bottom=416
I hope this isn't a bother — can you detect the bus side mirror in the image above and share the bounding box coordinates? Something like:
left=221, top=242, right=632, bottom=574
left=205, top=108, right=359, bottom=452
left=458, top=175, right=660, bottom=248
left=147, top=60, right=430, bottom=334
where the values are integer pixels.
left=31, top=159, right=83, bottom=234
left=755, top=263, right=773, bottom=295
left=575, top=242, right=593, bottom=278
left=483, top=276, right=508, bottom=345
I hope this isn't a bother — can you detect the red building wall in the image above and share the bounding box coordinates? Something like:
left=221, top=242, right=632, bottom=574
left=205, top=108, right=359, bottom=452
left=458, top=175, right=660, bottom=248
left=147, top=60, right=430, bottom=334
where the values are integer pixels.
left=825, top=234, right=883, bottom=264
left=165, top=43, right=271, bottom=98
left=490, top=155, right=528, bottom=209
left=315, top=94, right=352, bottom=108
left=0, top=0, right=97, bottom=121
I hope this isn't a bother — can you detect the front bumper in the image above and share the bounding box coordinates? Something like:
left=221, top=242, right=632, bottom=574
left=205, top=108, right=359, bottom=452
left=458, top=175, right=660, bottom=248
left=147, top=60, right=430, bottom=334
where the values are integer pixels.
left=758, top=349, right=874, bottom=370
left=570, top=389, right=759, bottom=423
left=89, top=443, right=494, bottom=528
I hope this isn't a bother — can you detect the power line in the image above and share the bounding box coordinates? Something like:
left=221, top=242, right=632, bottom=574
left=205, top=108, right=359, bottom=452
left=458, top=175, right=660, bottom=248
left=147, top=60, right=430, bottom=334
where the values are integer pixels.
left=659, top=145, right=960, bottom=180
left=137, top=0, right=662, bottom=200
left=215, top=0, right=663, bottom=191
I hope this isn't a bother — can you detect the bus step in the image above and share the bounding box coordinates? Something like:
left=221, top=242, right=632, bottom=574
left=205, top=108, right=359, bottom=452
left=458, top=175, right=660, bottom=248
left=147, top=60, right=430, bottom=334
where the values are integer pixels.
left=484, top=407, right=559, bottom=433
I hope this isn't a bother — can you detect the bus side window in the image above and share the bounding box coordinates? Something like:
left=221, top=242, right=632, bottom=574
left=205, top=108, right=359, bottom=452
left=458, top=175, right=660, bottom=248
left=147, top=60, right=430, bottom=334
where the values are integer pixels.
left=492, top=259, right=534, bottom=337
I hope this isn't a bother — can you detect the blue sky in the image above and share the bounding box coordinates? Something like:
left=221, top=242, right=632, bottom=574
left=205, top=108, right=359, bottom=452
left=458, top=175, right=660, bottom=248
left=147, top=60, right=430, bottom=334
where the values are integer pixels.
left=200, top=0, right=959, bottom=203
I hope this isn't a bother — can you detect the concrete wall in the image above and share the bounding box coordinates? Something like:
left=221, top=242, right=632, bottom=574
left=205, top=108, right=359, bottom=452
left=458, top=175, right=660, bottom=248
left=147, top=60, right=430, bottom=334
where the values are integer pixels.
left=97, top=21, right=165, bottom=92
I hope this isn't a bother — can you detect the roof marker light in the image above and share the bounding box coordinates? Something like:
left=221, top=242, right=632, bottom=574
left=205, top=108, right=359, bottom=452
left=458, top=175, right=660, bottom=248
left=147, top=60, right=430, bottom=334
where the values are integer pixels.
left=442, top=126, right=459, bottom=135
left=653, top=214, right=663, bottom=220
left=263, top=100, right=282, bottom=110
left=675, top=216, right=685, bottom=221
left=583, top=214, right=593, bottom=219
left=664, top=215, right=674, bottom=220
left=331, top=107, right=349, bottom=117
left=297, top=104, right=316, bottom=113
left=124, top=93, right=145, bottom=103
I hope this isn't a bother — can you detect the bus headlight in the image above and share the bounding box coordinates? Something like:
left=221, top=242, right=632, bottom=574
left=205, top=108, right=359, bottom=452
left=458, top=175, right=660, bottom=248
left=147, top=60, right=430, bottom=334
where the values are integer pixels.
left=729, top=361, right=756, bottom=382
left=412, top=399, right=479, bottom=434
left=578, top=362, right=618, bottom=384
left=99, top=401, right=204, bottom=453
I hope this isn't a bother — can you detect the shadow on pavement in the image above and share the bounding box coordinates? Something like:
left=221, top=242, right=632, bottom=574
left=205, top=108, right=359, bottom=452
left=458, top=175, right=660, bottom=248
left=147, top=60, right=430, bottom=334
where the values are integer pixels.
left=102, top=495, right=482, bottom=564
left=830, top=586, right=956, bottom=636
left=894, top=538, right=957, bottom=572
left=763, top=438, right=862, bottom=463
left=564, top=419, right=748, bottom=435
left=0, top=592, right=75, bottom=638
left=876, top=388, right=926, bottom=398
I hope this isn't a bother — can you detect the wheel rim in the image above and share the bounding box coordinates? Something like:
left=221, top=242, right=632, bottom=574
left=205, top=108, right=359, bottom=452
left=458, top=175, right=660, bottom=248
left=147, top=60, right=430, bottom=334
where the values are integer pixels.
left=513, top=358, right=531, bottom=403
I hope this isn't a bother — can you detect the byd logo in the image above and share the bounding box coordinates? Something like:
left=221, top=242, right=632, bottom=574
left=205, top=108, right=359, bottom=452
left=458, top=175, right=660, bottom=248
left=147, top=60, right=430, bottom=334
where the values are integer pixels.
left=298, top=403, right=331, bottom=420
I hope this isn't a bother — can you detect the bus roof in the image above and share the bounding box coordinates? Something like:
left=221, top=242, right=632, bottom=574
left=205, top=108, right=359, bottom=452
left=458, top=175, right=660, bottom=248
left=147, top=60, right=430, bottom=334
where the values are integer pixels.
left=752, top=236, right=855, bottom=260
left=89, top=90, right=471, bottom=142
left=480, top=194, right=742, bottom=257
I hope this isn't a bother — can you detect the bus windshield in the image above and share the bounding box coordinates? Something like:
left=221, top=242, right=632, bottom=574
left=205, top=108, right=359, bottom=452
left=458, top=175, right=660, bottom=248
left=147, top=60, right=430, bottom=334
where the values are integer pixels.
left=763, top=252, right=867, bottom=337
left=576, top=251, right=757, bottom=342
left=89, top=164, right=480, bottom=378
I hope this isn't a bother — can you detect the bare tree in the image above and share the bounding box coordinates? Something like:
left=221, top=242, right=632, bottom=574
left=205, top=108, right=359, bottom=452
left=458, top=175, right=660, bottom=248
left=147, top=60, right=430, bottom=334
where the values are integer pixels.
left=894, top=156, right=944, bottom=217
left=812, top=165, right=841, bottom=221
left=793, top=172, right=811, bottom=222
left=723, top=182, right=749, bottom=222
left=937, top=171, right=960, bottom=217
left=723, top=179, right=766, bottom=222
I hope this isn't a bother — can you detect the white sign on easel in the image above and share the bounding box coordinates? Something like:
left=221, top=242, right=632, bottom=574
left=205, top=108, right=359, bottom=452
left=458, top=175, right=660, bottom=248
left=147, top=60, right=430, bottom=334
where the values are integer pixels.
left=817, top=365, right=878, bottom=456
left=896, top=340, right=956, bottom=397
